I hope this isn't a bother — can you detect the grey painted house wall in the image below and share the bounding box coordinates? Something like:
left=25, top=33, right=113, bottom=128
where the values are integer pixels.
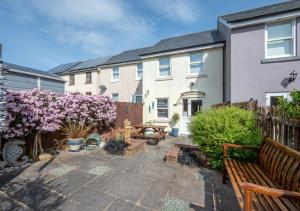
left=4, top=63, right=65, bottom=93
left=219, top=17, right=300, bottom=105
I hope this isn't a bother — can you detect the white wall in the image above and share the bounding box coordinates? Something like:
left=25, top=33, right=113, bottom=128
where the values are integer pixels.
left=100, top=64, right=142, bottom=102
left=61, top=70, right=99, bottom=95
left=143, top=47, right=223, bottom=131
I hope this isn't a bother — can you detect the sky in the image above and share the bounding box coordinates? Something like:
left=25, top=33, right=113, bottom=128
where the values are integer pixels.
left=0, top=0, right=284, bottom=71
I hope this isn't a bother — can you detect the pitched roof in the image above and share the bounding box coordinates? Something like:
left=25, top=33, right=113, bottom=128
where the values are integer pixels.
left=48, top=61, right=81, bottom=74
left=49, top=56, right=111, bottom=74
left=220, top=0, right=300, bottom=23
left=5, top=62, right=64, bottom=81
left=140, top=30, right=224, bottom=56
left=101, top=47, right=151, bottom=66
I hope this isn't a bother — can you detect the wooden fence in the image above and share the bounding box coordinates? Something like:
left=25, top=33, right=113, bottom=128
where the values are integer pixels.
left=256, top=108, right=300, bottom=151
left=114, top=102, right=143, bottom=128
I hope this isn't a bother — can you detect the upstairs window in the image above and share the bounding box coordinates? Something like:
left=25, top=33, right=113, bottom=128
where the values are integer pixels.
left=157, top=98, right=168, bottom=119
left=86, top=72, right=92, bottom=84
left=69, top=74, right=75, bottom=85
left=266, top=20, right=295, bottom=58
left=159, top=57, right=171, bottom=77
left=189, top=52, right=204, bottom=74
left=136, top=63, right=143, bottom=80
left=112, top=66, right=120, bottom=81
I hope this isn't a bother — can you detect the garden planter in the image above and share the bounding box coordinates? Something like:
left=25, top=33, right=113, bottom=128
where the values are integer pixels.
left=171, top=128, right=179, bottom=137
left=68, top=139, right=83, bottom=152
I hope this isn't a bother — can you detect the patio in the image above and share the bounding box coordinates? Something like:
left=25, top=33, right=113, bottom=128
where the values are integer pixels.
left=0, top=137, right=239, bottom=211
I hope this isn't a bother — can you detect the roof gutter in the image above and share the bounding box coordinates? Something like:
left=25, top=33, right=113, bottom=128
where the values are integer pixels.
left=9, top=68, right=65, bottom=82
left=220, top=10, right=300, bottom=29
left=140, top=43, right=225, bottom=59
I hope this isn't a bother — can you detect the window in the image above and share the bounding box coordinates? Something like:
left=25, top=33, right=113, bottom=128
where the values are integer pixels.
left=157, top=98, right=168, bottom=119
left=266, top=92, right=290, bottom=106
left=159, top=57, right=171, bottom=77
left=133, top=95, right=143, bottom=103
left=86, top=72, right=92, bottom=84
left=136, top=63, right=143, bottom=80
left=266, top=20, right=295, bottom=58
left=69, top=74, right=75, bottom=85
left=112, top=93, right=119, bottom=102
left=112, top=66, right=120, bottom=81
left=85, top=92, right=92, bottom=95
left=189, top=52, right=204, bottom=74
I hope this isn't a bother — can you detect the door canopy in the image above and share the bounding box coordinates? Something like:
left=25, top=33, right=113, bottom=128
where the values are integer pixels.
left=174, top=91, right=206, bottom=105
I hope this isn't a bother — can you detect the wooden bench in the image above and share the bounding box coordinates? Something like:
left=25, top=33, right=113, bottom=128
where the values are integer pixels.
left=223, top=137, right=300, bottom=211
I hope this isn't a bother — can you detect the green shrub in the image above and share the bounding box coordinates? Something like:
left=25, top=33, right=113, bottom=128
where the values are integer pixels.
left=277, top=90, right=300, bottom=118
left=189, top=106, right=261, bottom=169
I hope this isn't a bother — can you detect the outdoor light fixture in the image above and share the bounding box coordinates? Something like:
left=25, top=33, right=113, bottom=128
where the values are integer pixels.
left=189, top=82, right=194, bottom=89
left=281, top=70, right=298, bottom=88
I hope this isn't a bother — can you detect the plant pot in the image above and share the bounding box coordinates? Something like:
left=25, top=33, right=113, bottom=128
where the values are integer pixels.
left=68, top=138, right=83, bottom=152
left=171, top=128, right=179, bottom=137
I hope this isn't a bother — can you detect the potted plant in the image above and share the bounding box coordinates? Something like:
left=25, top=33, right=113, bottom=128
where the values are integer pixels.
left=170, top=113, right=180, bottom=137
left=61, top=123, right=93, bottom=152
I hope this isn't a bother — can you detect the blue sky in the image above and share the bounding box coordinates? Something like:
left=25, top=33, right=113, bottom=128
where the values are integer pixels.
left=0, top=0, right=284, bottom=71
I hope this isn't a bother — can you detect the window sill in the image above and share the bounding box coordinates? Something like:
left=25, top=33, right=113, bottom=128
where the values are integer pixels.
left=155, top=77, right=173, bottom=81
left=111, top=80, right=120, bottom=83
left=85, top=82, right=92, bottom=84
left=261, top=56, right=300, bottom=64
left=186, top=74, right=207, bottom=79
left=154, top=119, right=169, bottom=123
left=135, top=78, right=142, bottom=81
left=69, top=84, right=75, bottom=86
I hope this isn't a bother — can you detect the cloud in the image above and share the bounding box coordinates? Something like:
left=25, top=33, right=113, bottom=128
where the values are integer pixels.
left=148, top=0, right=201, bottom=23
left=3, top=0, right=155, bottom=56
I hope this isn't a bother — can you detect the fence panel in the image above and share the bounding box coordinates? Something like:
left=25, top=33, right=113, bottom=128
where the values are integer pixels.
left=114, top=102, right=143, bottom=128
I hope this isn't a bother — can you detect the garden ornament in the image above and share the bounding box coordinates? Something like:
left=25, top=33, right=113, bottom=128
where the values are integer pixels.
left=0, top=139, right=28, bottom=169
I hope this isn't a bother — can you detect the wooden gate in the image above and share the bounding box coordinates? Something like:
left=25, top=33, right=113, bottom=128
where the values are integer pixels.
left=114, top=102, right=143, bottom=128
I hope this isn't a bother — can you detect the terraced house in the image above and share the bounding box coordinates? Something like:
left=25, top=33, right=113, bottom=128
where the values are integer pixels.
left=50, top=0, right=300, bottom=134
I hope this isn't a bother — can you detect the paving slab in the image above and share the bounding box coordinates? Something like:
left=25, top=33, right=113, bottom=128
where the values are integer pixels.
left=68, top=186, right=114, bottom=210
left=0, top=193, right=30, bottom=211
left=88, top=149, right=116, bottom=160
left=46, top=169, right=96, bottom=195
left=141, top=163, right=177, bottom=182
left=100, top=172, right=153, bottom=203
left=106, top=157, right=137, bottom=172
left=59, top=154, right=105, bottom=171
left=86, top=169, right=121, bottom=190
left=104, top=198, right=136, bottom=211
left=139, top=180, right=171, bottom=209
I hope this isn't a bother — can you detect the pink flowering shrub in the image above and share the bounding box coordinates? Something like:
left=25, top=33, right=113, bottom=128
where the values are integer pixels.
left=3, top=89, right=63, bottom=138
left=2, top=89, right=116, bottom=139
left=59, top=93, right=116, bottom=127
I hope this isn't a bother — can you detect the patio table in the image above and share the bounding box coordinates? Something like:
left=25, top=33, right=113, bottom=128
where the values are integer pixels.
left=131, top=124, right=167, bottom=143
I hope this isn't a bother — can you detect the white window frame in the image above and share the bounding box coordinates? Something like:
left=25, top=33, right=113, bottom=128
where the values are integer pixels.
left=112, top=66, right=120, bottom=82
left=136, top=63, right=143, bottom=80
left=132, top=94, right=143, bottom=103
left=158, top=57, right=171, bottom=78
left=265, top=20, right=296, bottom=59
left=265, top=92, right=290, bottom=106
left=189, top=52, right=205, bottom=75
left=156, top=98, right=169, bottom=119
left=112, top=93, right=119, bottom=102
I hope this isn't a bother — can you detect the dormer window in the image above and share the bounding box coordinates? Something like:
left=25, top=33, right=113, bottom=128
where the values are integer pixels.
left=266, top=20, right=295, bottom=59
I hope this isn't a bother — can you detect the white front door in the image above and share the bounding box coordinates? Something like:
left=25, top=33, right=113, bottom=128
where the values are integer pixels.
left=180, top=98, right=202, bottom=135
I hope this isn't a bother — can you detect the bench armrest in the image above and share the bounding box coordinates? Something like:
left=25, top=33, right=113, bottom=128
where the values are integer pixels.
left=240, top=182, right=300, bottom=200
left=223, top=143, right=260, bottom=158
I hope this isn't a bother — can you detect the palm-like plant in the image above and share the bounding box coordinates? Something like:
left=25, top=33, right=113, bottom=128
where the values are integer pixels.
left=61, top=122, right=93, bottom=139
